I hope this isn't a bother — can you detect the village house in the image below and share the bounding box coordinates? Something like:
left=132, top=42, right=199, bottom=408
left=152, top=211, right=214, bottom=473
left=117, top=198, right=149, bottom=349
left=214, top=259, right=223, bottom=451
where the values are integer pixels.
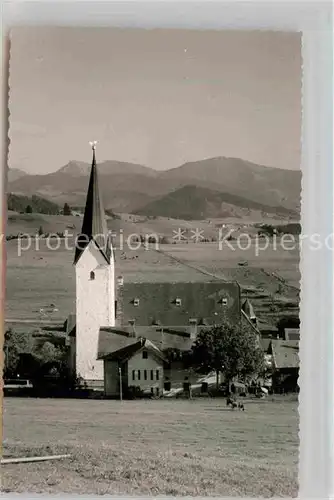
left=65, top=144, right=249, bottom=396
left=267, top=339, right=299, bottom=392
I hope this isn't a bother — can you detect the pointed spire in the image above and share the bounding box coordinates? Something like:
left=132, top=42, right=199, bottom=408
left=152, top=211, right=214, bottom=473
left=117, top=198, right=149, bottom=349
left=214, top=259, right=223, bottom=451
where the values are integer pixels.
left=74, top=142, right=112, bottom=264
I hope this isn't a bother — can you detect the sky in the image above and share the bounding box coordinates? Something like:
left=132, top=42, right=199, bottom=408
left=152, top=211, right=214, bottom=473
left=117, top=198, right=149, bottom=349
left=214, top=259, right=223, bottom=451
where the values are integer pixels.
left=9, top=28, right=301, bottom=174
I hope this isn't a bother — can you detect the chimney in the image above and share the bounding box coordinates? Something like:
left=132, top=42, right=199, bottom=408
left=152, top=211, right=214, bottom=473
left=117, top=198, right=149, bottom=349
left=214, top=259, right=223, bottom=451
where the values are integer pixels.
left=128, top=319, right=136, bottom=337
left=189, top=319, right=198, bottom=340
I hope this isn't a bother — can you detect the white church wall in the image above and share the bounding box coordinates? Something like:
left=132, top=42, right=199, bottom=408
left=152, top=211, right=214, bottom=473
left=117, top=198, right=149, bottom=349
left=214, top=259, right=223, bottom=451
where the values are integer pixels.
left=76, top=240, right=115, bottom=385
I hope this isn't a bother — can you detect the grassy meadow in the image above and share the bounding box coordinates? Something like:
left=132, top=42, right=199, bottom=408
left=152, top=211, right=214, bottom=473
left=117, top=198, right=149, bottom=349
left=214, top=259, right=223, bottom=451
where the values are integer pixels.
left=2, top=397, right=298, bottom=496
left=4, top=212, right=300, bottom=496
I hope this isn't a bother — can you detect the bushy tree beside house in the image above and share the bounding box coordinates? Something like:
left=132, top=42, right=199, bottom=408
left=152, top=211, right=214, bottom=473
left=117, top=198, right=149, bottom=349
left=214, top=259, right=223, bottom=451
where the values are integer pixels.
left=3, top=328, right=36, bottom=377
left=190, top=319, right=264, bottom=390
left=3, top=329, right=67, bottom=380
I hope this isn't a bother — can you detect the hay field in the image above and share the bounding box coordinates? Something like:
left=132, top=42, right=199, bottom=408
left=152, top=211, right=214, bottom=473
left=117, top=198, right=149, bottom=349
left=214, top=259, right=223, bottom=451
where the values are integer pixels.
left=5, top=239, right=207, bottom=321
left=160, top=242, right=300, bottom=292
left=5, top=234, right=299, bottom=323
left=2, top=397, right=298, bottom=496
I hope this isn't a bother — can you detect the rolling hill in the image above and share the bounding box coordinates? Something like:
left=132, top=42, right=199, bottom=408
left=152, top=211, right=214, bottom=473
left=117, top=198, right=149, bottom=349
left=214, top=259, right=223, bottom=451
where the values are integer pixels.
left=159, top=157, right=301, bottom=212
left=7, top=157, right=301, bottom=219
left=7, top=193, right=60, bottom=215
left=133, top=185, right=298, bottom=220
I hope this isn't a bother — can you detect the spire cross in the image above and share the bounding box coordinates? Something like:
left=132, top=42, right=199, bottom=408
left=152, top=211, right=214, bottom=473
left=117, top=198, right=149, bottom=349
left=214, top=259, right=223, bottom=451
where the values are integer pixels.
left=89, top=140, right=97, bottom=151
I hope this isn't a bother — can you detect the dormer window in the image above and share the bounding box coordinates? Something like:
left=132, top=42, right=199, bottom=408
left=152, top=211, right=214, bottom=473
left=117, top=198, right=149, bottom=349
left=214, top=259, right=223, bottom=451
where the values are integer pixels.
left=175, top=298, right=182, bottom=306
left=219, top=297, right=228, bottom=306
left=133, top=298, right=140, bottom=307
left=90, top=271, right=95, bottom=280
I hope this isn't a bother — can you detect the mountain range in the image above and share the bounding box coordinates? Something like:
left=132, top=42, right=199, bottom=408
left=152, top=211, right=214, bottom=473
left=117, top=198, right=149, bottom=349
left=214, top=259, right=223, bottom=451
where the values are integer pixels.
left=7, top=157, right=301, bottom=220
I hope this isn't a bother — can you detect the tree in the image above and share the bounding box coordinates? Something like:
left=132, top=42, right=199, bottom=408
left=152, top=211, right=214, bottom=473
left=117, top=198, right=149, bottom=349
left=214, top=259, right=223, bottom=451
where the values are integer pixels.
left=3, top=328, right=35, bottom=377
left=39, top=341, right=58, bottom=363
left=190, top=319, right=264, bottom=390
left=25, top=204, right=33, bottom=214
left=63, top=203, right=71, bottom=216
left=38, top=225, right=44, bottom=236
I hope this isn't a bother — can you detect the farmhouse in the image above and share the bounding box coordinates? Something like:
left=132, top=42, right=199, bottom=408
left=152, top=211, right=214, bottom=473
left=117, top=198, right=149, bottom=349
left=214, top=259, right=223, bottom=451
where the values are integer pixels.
left=65, top=145, right=245, bottom=395
left=268, top=339, right=299, bottom=392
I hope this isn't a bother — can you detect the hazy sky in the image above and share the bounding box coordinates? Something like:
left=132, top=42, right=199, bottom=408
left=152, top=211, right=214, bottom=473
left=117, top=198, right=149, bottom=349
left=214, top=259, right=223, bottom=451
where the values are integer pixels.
left=9, top=28, right=301, bottom=174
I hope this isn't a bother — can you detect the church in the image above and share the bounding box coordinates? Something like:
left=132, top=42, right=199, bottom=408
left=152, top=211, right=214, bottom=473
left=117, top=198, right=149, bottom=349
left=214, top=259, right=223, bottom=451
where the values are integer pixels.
left=65, top=144, right=250, bottom=397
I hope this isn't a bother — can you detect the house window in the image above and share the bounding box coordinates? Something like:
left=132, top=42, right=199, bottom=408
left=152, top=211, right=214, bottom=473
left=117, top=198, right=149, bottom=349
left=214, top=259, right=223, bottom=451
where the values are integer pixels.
left=144, top=370, right=147, bottom=380
left=150, top=369, right=154, bottom=380
left=90, top=271, right=95, bottom=280
left=156, top=370, right=160, bottom=381
left=133, top=298, right=140, bottom=307
left=132, top=370, right=135, bottom=381
left=137, top=370, right=141, bottom=380
left=175, top=298, right=182, bottom=306
left=142, top=351, right=148, bottom=359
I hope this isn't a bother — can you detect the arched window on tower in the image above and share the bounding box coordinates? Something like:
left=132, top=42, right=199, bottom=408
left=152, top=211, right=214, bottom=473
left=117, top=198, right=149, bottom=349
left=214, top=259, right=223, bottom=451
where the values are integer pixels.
left=90, top=271, right=95, bottom=280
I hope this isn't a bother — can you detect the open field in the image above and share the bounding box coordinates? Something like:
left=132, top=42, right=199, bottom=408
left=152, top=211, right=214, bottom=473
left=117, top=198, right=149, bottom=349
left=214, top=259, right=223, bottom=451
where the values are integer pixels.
left=5, top=213, right=300, bottom=323
left=2, top=397, right=298, bottom=496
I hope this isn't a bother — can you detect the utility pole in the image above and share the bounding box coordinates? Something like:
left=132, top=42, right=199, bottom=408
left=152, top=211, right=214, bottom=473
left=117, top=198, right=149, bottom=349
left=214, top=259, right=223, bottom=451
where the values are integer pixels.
left=119, top=366, right=123, bottom=401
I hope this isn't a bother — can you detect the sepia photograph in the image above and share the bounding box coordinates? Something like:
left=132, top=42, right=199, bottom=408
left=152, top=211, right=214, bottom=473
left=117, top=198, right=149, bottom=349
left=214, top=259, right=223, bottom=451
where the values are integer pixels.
left=3, top=27, right=302, bottom=496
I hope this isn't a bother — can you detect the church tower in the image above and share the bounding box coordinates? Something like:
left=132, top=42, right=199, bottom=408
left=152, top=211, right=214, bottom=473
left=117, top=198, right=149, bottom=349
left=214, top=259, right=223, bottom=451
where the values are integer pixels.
left=74, top=142, right=115, bottom=388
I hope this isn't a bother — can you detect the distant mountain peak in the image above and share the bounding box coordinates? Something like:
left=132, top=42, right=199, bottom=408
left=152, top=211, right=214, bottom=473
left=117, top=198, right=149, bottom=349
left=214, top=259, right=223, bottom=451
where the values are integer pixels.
left=58, top=161, right=90, bottom=177
left=8, top=156, right=300, bottom=217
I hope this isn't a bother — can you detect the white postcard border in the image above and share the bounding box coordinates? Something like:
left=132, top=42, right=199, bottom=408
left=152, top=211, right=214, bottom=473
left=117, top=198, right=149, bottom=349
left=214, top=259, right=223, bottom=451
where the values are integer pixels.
left=1, top=1, right=333, bottom=499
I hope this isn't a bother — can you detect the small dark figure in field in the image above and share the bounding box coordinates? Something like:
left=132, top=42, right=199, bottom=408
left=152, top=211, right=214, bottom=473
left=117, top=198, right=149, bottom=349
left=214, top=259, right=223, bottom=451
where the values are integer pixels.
left=226, top=396, right=245, bottom=411
left=238, top=402, right=245, bottom=411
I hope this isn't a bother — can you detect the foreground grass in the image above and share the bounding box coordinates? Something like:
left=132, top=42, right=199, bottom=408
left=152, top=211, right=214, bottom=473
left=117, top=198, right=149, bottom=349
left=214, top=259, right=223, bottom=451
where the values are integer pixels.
left=2, top=397, right=298, bottom=496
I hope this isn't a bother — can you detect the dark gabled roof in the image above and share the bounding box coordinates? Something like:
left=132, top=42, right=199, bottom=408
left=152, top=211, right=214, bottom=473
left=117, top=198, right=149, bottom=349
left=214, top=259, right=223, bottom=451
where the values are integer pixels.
left=74, top=148, right=111, bottom=265
left=270, top=339, right=299, bottom=369
left=99, top=337, right=166, bottom=363
left=97, top=328, right=135, bottom=359
left=97, top=324, right=213, bottom=359
left=117, top=281, right=241, bottom=327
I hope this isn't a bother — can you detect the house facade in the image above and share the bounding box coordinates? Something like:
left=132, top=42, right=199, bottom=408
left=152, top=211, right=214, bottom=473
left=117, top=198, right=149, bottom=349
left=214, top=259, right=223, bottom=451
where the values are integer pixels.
left=268, top=339, right=299, bottom=392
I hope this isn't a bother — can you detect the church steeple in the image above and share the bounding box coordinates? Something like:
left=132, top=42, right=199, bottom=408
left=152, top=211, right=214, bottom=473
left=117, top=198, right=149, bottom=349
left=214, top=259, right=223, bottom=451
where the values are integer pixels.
left=74, top=142, right=111, bottom=264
